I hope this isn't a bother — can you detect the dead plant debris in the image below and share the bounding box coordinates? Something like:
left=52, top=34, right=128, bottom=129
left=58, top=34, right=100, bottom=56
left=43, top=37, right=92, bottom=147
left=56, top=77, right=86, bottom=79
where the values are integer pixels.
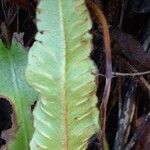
left=0, top=0, right=149, bottom=150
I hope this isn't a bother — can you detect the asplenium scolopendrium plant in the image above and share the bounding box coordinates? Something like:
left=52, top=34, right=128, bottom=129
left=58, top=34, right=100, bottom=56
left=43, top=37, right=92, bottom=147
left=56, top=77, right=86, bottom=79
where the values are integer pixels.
left=26, top=0, right=99, bottom=150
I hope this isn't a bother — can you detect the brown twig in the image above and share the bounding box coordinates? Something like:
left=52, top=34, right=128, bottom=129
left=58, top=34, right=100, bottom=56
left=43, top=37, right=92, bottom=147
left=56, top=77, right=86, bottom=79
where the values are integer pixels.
left=86, top=0, right=112, bottom=149
left=115, top=56, right=150, bottom=92
left=112, top=70, right=150, bottom=77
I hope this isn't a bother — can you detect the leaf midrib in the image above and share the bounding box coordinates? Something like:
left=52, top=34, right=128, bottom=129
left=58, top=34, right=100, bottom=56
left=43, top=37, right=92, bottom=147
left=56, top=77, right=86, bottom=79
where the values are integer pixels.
left=59, top=0, right=68, bottom=149
left=7, top=49, right=29, bottom=149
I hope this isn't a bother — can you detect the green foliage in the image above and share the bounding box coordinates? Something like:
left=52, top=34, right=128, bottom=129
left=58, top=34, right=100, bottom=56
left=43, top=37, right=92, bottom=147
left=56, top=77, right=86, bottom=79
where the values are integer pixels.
left=0, top=41, right=38, bottom=150
left=26, top=0, right=99, bottom=149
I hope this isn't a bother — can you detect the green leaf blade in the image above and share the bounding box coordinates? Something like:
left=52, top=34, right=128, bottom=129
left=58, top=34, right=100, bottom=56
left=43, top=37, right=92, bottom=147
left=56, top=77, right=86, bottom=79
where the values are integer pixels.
left=26, top=0, right=99, bottom=149
left=0, top=41, right=38, bottom=150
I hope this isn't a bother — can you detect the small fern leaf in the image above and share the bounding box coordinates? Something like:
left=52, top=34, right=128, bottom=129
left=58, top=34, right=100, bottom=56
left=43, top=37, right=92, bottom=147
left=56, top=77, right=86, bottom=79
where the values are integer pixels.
left=26, top=0, right=99, bottom=149
left=0, top=41, right=38, bottom=150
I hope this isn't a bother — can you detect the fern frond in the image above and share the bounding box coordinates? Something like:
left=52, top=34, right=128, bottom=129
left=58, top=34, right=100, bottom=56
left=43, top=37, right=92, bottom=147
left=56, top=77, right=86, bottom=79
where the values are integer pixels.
left=26, top=0, right=99, bottom=149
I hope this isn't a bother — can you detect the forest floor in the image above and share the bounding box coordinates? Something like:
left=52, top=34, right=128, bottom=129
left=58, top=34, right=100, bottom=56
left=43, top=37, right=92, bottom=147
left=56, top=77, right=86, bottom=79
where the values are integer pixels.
left=0, top=0, right=150, bottom=150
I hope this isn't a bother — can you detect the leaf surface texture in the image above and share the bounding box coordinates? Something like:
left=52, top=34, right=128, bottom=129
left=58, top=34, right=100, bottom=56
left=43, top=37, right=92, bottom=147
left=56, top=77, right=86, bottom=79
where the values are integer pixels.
left=26, top=0, right=99, bottom=149
left=0, top=41, right=37, bottom=150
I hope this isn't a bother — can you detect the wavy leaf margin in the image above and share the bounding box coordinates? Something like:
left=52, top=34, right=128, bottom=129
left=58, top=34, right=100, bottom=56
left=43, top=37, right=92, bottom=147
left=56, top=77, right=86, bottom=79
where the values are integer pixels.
left=26, top=0, right=99, bottom=149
